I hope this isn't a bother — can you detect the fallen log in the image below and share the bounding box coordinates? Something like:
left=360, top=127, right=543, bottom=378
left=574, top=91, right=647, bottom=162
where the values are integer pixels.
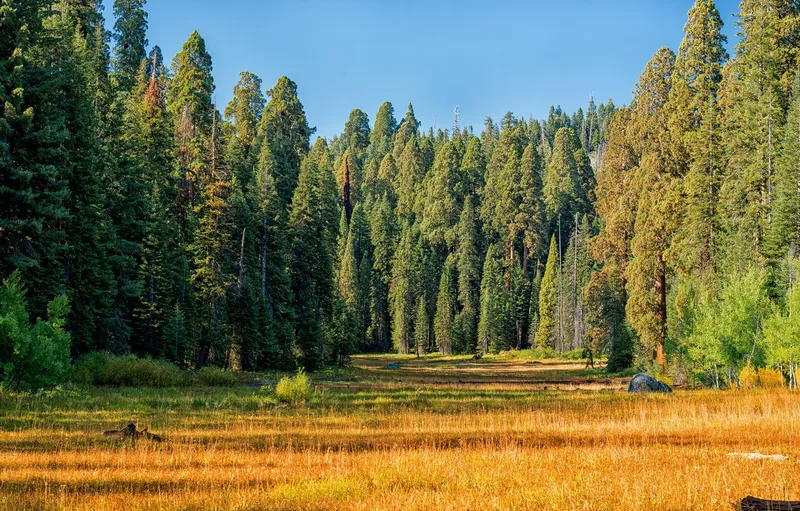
left=741, top=496, right=800, bottom=511
left=103, top=423, right=163, bottom=442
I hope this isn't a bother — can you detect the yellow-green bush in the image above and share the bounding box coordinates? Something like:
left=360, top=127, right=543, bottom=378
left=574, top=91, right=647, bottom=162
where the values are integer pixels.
left=275, top=369, right=312, bottom=404
left=758, top=367, right=786, bottom=389
left=739, top=363, right=759, bottom=390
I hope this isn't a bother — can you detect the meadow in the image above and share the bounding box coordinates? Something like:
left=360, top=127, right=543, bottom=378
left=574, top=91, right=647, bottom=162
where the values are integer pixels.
left=1, top=355, right=798, bottom=510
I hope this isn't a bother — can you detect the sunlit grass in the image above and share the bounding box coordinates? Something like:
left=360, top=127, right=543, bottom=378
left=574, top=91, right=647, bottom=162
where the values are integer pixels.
left=1, top=357, right=798, bottom=510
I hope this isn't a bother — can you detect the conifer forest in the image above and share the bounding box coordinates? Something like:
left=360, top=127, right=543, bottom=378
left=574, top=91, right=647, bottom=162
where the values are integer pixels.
left=4, top=0, right=800, bottom=391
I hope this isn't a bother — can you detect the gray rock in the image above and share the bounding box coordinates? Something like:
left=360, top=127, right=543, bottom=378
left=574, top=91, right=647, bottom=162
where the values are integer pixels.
left=627, top=373, right=672, bottom=393
left=384, top=363, right=401, bottom=370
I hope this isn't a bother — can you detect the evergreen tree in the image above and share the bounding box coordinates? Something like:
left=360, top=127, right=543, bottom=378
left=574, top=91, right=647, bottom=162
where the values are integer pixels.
left=370, top=101, right=396, bottom=162
left=390, top=223, right=420, bottom=354
left=367, top=195, right=397, bottom=351
left=112, top=0, right=148, bottom=92
left=420, top=140, right=464, bottom=249
left=769, top=74, right=800, bottom=264
left=259, top=76, right=312, bottom=205
left=668, top=0, right=728, bottom=281
left=414, top=295, right=429, bottom=356
left=535, top=236, right=559, bottom=349
left=395, top=136, right=425, bottom=219
left=434, top=256, right=457, bottom=354
left=0, top=0, right=70, bottom=319
left=478, top=244, right=508, bottom=354
left=393, top=103, right=419, bottom=160
left=543, top=128, right=582, bottom=243
left=289, top=139, right=338, bottom=369
left=626, top=47, right=678, bottom=369
left=455, top=198, right=482, bottom=353
left=342, top=108, right=371, bottom=160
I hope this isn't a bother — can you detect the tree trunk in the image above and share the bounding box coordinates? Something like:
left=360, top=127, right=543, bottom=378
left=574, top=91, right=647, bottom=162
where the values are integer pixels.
left=655, top=254, right=667, bottom=369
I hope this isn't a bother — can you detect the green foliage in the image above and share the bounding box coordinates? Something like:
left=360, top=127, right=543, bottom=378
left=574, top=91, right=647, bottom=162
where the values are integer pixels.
left=73, top=352, right=239, bottom=387
left=196, top=366, right=238, bottom=387
left=684, top=267, right=771, bottom=386
left=478, top=244, right=509, bottom=354
left=0, top=272, right=72, bottom=390
left=73, top=352, right=184, bottom=387
left=762, top=261, right=800, bottom=370
left=535, top=237, right=559, bottom=350
left=275, top=369, right=312, bottom=404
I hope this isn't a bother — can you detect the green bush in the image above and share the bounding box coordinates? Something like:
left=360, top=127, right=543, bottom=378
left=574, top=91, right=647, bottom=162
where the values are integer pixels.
left=562, top=348, right=587, bottom=360
left=196, top=366, right=238, bottom=387
left=275, top=369, right=312, bottom=404
left=73, top=352, right=185, bottom=387
left=527, top=346, right=559, bottom=359
left=0, top=271, right=72, bottom=390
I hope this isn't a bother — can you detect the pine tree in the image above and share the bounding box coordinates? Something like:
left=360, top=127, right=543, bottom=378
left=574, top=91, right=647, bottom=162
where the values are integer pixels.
left=124, top=56, right=183, bottom=358
left=111, top=0, right=148, bottom=92
left=543, top=128, right=582, bottom=243
left=393, top=103, right=419, bottom=160
left=478, top=244, right=508, bottom=354
left=719, top=0, right=799, bottom=269
left=592, top=107, right=637, bottom=291
left=259, top=76, right=312, bottom=205
left=289, top=139, right=338, bottom=369
left=455, top=198, right=482, bottom=353
left=342, top=108, right=371, bottom=160
left=519, top=143, right=547, bottom=270
left=461, top=137, right=486, bottom=197
left=370, top=101, right=396, bottom=162
left=368, top=195, right=397, bottom=351
left=50, top=1, right=120, bottom=353
left=526, top=267, right=543, bottom=347
left=395, top=135, right=424, bottom=219
left=769, top=73, right=800, bottom=264
left=535, top=236, right=559, bottom=349
left=420, top=140, right=464, bottom=249
left=0, top=0, right=70, bottom=319
left=668, top=0, right=728, bottom=280
left=414, top=295, right=429, bottom=356
left=626, top=47, right=678, bottom=369
left=390, top=223, right=420, bottom=354
left=434, top=256, right=457, bottom=354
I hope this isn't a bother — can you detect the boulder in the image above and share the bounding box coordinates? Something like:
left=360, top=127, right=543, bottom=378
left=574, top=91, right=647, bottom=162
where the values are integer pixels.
left=384, top=363, right=401, bottom=370
left=627, top=373, right=672, bottom=393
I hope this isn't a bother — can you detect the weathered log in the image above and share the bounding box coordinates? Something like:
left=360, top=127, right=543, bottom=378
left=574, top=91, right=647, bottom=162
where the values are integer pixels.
left=103, top=423, right=163, bottom=442
left=741, top=496, right=800, bottom=511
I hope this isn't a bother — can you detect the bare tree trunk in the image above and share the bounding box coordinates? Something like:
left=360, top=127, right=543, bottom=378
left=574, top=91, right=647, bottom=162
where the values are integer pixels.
left=655, top=254, right=667, bottom=369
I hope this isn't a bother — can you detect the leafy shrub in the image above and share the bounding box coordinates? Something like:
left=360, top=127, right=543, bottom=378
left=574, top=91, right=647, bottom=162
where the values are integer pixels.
left=196, top=366, right=237, bottom=387
left=0, top=271, right=72, bottom=390
left=73, top=352, right=185, bottom=387
left=758, top=368, right=786, bottom=389
left=739, top=363, right=759, bottom=390
left=562, top=349, right=587, bottom=360
left=275, top=369, right=312, bottom=404
left=530, top=346, right=558, bottom=360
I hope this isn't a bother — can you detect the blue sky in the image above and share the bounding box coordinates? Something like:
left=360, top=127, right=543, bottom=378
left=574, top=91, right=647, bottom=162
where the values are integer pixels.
left=107, top=0, right=741, bottom=139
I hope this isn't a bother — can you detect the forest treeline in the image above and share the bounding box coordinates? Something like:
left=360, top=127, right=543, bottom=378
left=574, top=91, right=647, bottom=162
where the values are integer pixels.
left=2, top=0, right=800, bottom=389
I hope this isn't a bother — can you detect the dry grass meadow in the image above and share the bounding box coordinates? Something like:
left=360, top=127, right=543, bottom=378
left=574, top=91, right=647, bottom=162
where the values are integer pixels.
left=1, top=354, right=798, bottom=510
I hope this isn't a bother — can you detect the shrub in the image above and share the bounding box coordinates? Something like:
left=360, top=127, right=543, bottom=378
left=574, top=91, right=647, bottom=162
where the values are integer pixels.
left=530, top=346, right=559, bottom=359
left=562, top=348, right=587, bottom=360
left=196, top=366, right=237, bottom=387
left=758, top=367, right=786, bottom=389
left=73, top=352, right=184, bottom=387
left=0, top=271, right=72, bottom=390
left=739, top=363, right=759, bottom=390
left=275, top=369, right=312, bottom=404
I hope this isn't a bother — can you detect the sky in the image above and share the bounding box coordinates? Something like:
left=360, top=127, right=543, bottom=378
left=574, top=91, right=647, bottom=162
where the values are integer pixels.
left=106, top=0, right=742, bottom=139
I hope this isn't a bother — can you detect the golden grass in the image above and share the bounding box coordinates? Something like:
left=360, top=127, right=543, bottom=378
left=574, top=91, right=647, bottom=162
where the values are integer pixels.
left=1, top=359, right=798, bottom=510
